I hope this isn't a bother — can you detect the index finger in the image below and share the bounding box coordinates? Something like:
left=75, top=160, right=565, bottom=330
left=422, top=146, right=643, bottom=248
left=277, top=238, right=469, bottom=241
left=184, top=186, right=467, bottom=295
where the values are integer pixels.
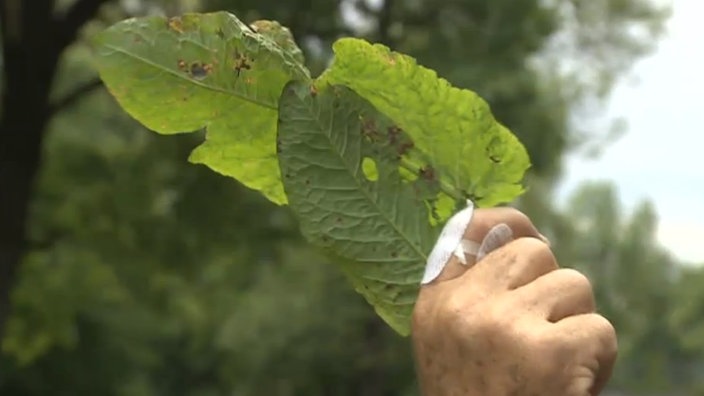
left=422, top=205, right=547, bottom=285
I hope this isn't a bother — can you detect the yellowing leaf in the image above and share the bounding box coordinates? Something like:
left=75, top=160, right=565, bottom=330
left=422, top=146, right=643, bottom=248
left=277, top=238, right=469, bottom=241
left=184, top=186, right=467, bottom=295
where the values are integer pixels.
left=318, top=38, right=530, bottom=207
left=94, top=12, right=310, bottom=204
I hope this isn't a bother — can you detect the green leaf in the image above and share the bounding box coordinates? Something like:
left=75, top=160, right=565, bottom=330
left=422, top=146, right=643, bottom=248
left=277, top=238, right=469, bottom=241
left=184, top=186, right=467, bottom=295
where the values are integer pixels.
left=277, top=81, right=443, bottom=335
left=318, top=38, right=530, bottom=207
left=94, top=12, right=310, bottom=205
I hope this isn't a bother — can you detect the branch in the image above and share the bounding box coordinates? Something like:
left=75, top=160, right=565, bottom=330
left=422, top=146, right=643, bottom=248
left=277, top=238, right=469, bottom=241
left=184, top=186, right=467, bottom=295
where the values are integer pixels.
left=49, top=78, right=103, bottom=116
left=55, top=0, right=113, bottom=49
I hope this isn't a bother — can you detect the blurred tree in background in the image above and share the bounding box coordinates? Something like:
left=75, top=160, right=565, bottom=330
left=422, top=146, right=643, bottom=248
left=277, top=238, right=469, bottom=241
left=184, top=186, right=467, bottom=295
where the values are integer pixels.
left=2, top=0, right=701, bottom=395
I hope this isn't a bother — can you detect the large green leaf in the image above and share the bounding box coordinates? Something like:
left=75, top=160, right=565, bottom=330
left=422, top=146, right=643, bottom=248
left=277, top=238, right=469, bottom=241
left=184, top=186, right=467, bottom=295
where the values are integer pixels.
left=277, top=81, right=443, bottom=335
left=94, top=12, right=310, bottom=204
left=318, top=38, right=530, bottom=207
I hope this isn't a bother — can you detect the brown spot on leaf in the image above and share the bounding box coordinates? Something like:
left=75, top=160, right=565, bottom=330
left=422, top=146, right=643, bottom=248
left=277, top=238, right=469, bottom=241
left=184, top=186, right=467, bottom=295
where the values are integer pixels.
left=233, top=50, right=253, bottom=76
left=387, top=125, right=402, bottom=144
left=167, top=17, right=184, bottom=33
left=188, top=62, right=212, bottom=80
left=360, top=117, right=381, bottom=141
left=419, top=166, right=436, bottom=182
left=398, top=141, right=414, bottom=157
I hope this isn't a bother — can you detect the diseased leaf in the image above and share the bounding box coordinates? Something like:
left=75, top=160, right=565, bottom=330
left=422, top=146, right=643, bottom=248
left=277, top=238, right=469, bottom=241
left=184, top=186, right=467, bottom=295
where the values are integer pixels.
left=250, top=20, right=305, bottom=65
left=277, top=82, right=442, bottom=335
left=95, top=12, right=534, bottom=336
left=318, top=38, right=530, bottom=207
left=94, top=12, right=310, bottom=204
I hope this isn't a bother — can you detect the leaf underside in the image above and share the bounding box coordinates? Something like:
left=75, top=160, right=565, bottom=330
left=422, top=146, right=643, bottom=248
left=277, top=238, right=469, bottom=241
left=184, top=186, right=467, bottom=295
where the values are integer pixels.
left=277, top=82, right=443, bottom=335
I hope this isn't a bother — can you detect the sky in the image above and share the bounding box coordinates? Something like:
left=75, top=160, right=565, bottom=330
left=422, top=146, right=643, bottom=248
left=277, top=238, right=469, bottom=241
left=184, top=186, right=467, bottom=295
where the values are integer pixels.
left=556, top=0, right=704, bottom=264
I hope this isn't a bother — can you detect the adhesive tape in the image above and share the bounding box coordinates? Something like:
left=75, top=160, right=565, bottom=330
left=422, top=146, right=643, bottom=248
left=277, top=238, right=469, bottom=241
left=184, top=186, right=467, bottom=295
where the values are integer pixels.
left=421, top=202, right=515, bottom=285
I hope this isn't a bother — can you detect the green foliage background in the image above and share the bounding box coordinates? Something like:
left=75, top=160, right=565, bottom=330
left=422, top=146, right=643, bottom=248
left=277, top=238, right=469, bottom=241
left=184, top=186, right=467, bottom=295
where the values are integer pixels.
left=2, top=1, right=702, bottom=395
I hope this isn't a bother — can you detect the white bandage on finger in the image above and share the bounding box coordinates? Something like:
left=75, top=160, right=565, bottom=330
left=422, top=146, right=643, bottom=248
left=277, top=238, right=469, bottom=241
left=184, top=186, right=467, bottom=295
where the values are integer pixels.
left=421, top=202, right=517, bottom=285
left=421, top=200, right=475, bottom=285
left=453, top=239, right=480, bottom=265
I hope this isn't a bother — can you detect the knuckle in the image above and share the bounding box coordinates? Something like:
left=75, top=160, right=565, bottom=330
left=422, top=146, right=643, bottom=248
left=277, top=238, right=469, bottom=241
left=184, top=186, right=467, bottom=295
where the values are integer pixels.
left=441, top=294, right=510, bottom=338
left=506, top=208, right=532, bottom=228
left=474, top=207, right=530, bottom=233
left=590, top=314, right=618, bottom=353
left=559, top=268, right=593, bottom=293
left=514, top=237, right=557, bottom=269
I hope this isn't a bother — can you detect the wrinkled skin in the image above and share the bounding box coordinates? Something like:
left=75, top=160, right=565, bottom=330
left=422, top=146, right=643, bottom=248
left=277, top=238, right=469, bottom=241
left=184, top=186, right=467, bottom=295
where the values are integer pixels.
left=412, top=208, right=617, bottom=396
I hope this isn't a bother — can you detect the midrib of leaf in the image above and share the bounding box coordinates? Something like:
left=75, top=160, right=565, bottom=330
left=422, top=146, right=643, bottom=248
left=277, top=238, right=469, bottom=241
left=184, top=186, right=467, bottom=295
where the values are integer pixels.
left=299, top=91, right=429, bottom=265
left=102, top=43, right=277, bottom=110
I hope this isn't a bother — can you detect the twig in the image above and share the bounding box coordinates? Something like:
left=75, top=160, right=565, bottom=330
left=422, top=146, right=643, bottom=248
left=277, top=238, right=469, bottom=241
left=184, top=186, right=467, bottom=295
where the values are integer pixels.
left=49, top=78, right=104, bottom=116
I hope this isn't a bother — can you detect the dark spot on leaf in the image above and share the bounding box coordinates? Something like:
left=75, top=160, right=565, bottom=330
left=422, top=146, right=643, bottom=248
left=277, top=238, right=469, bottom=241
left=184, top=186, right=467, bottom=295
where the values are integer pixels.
left=177, top=59, right=187, bottom=70
left=398, top=141, right=414, bottom=157
left=360, top=117, right=381, bottom=142
left=387, top=125, right=402, bottom=144
left=335, top=217, right=342, bottom=223
left=233, top=50, right=253, bottom=76
left=489, top=155, right=501, bottom=163
left=305, top=179, right=310, bottom=185
left=189, top=62, right=211, bottom=80
left=167, top=17, right=184, bottom=33
left=419, top=166, right=436, bottom=182
left=391, top=251, right=398, bottom=258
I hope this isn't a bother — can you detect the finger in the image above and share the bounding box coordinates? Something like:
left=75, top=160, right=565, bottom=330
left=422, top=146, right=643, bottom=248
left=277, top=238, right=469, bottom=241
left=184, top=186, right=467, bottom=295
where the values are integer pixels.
left=463, top=207, right=546, bottom=264
left=552, top=314, right=618, bottom=396
left=427, top=207, right=547, bottom=285
left=516, top=268, right=596, bottom=321
left=469, top=237, right=558, bottom=291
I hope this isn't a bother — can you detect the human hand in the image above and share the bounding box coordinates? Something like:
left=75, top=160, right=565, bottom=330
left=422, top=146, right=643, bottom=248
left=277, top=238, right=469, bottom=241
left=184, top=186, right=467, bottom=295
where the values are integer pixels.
left=412, top=206, right=617, bottom=396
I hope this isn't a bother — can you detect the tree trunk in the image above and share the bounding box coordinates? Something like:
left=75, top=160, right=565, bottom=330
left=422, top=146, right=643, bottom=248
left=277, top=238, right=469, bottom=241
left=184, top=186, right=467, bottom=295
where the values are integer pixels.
left=0, top=0, right=111, bottom=339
